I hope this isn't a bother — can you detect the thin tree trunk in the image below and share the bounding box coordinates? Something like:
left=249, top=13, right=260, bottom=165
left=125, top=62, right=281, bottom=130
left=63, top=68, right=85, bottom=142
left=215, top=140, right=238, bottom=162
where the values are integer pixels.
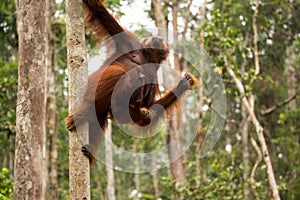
left=151, top=0, right=168, bottom=39
left=195, top=0, right=206, bottom=188
left=225, top=64, right=281, bottom=200
left=151, top=153, right=159, bottom=200
left=286, top=46, right=296, bottom=110
left=105, top=121, right=116, bottom=200
left=250, top=137, right=262, bottom=200
left=166, top=117, right=185, bottom=184
left=166, top=1, right=185, bottom=186
left=150, top=3, right=166, bottom=197
left=240, top=39, right=251, bottom=199
left=14, top=0, right=47, bottom=198
left=285, top=8, right=297, bottom=192
left=66, top=0, right=90, bottom=198
left=152, top=0, right=185, bottom=185
left=242, top=104, right=250, bottom=199
left=134, top=143, right=140, bottom=195
left=171, top=1, right=180, bottom=71
left=253, top=0, right=260, bottom=75
left=46, top=0, right=58, bottom=198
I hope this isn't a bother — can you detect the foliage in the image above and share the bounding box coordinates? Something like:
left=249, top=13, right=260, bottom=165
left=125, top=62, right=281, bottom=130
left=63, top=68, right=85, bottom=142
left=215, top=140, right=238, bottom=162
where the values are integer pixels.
left=0, top=0, right=18, bottom=61
left=0, top=0, right=299, bottom=199
left=0, top=168, right=13, bottom=200
left=0, top=61, right=18, bottom=133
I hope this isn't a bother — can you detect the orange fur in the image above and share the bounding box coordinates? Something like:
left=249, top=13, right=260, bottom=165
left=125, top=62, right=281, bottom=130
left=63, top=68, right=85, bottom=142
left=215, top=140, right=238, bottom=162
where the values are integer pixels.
left=66, top=0, right=198, bottom=162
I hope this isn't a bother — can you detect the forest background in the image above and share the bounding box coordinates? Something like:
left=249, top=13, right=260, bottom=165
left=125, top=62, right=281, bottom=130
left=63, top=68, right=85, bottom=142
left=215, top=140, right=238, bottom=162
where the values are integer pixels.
left=0, top=0, right=299, bottom=199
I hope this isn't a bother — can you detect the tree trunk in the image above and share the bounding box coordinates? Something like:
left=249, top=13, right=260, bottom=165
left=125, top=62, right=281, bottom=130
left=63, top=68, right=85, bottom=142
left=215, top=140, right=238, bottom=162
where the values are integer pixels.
left=151, top=0, right=168, bottom=39
left=252, top=0, right=260, bottom=75
left=242, top=104, right=250, bottom=200
left=152, top=0, right=185, bottom=185
left=66, top=0, right=90, bottom=198
left=195, top=0, right=206, bottom=188
left=286, top=46, right=296, bottom=110
left=105, top=121, right=116, bottom=200
left=14, top=0, right=47, bottom=198
left=166, top=1, right=185, bottom=185
left=134, top=143, right=140, bottom=195
left=150, top=3, right=166, bottom=197
left=167, top=118, right=185, bottom=184
left=171, top=1, right=181, bottom=71
left=46, top=0, right=58, bottom=198
left=151, top=153, right=159, bottom=200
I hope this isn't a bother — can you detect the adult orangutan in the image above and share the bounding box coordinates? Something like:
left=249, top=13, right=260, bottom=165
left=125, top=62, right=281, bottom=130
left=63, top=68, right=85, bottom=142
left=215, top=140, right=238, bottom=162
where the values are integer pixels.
left=66, top=0, right=197, bottom=162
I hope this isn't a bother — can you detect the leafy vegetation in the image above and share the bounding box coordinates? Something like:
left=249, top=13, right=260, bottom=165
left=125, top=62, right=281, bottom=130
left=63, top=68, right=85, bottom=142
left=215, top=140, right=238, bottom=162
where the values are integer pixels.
left=0, top=0, right=299, bottom=199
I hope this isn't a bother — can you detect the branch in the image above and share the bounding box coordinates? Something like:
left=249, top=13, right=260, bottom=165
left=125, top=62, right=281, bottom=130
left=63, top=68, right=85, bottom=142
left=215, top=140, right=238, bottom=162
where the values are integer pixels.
left=250, top=137, right=262, bottom=200
left=225, top=61, right=281, bottom=200
left=260, top=94, right=296, bottom=115
left=182, top=0, right=193, bottom=37
left=253, top=0, right=260, bottom=75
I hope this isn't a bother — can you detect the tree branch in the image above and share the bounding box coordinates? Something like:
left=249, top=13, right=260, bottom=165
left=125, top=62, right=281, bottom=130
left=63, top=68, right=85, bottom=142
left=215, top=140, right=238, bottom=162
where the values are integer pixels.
left=225, top=61, right=280, bottom=200
left=250, top=137, right=262, bottom=200
left=260, top=94, right=297, bottom=115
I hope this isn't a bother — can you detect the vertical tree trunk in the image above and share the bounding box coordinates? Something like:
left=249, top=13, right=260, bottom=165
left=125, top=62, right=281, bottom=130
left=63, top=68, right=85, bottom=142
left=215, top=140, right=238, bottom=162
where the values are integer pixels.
left=286, top=47, right=296, bottom=110
left=152, top=0, right=185, bottom=185
left=66, top=0, right=90, bottom=199
left=151, top=153, right=159, bottom=200
left=252, top=0, right=260, bottom=75
left=150, top=2, right=167, bottom=197
left=171, top=1, right=180, bottom=71
left=134, top=143, right=140, bottom=195
left=105, top=121, right=116, bottom=200
left=195, top=0, right=206, bottom=188
left=166, top=0, right=185, bottom=185
left=241, top=40, right=251, bottom=199
left=242, top=104, right=250, bottom=200
left=14, top=0, right=47, bottom=198
left=166, top=118, right=185, bottom=184
left=46, top=0, right=58, bottom=199
left=151, top=0, right=168, bottom=39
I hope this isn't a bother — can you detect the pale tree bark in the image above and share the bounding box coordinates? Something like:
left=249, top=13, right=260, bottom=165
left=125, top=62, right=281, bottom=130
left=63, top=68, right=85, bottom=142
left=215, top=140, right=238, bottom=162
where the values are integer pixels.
left=285, top=4, right=297, bottom=190
left=45, top=0, right=58, bottom=199
left=195, top=0, right=206, bottom=188
left=225, top=64, right=281, bottom=200
left=241, top=104, right=250, bottom=200
left=105, top=121, right=116, bottom=200
left=14, top=0, right=47, bottom=198
left=241, top=38, right=250, bottom=199
left=250, top=2, right=279, bottom=198
left=134, top=143, right=140, bottom=196
left=166, top=118, right=185, bottom=184
left=252, top=0, right=260, bottom=75
left=66, top=0, right=90, bottom=199
left=171, top=1, right=181, bottom=71
left=149, top=2, right=165, bottom=197
left=250, top=137, right=262, bottom=200
left=151, top=153, right=159, bottom=200
left=151, top=0, right=168, bottom=39
left=286, top=46, right=296, bottom=110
